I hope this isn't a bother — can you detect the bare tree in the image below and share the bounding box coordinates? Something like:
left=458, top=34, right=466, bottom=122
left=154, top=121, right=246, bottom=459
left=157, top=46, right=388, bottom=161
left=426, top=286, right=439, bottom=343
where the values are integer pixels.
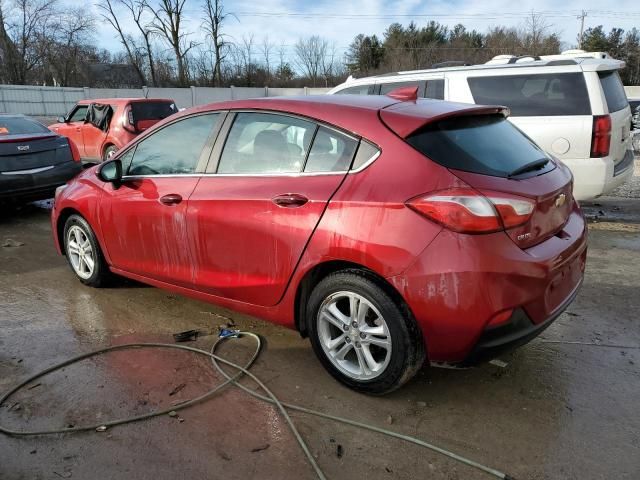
left=202, top=0, right=233, bottom=87
left=120, top=0, right=158, bottom=86
left=144, top=0, right=196, bottom=86
left=522, top=11, right=553, bottom=55
left=261, top=36, right=275, bottom=82
left=97, top=0, right=146, bottom=85
left=294, top=35, right=328, bottom=86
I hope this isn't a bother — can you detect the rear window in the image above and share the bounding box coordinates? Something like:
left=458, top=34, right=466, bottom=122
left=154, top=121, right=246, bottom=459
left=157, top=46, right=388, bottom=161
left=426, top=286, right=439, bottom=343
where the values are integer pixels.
left=0, top=116, right=50, bottom=135
left=131, top=102, right=178, bottom=121
left=598, top=71, right=628, bottom=113
left=407, top=115, right=551, bottom=178
left=468, top=73, right=591, bottom=116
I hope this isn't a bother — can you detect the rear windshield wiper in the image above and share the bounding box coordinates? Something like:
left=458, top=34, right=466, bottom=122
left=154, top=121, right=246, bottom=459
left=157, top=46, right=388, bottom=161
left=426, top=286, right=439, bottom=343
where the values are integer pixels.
left=507, top=158, right=549, bottom=178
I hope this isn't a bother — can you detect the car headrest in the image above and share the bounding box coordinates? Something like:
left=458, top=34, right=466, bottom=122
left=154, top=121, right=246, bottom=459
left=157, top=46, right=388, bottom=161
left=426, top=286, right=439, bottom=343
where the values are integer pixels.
left=254, top=130, right=286, bottom=153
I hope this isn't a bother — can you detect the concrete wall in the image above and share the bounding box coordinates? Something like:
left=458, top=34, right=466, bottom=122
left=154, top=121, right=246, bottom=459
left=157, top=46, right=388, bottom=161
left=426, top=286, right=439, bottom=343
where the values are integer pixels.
left=0, top=85, right=332, bottom=116
left=626, top=86, right=640, bottom=98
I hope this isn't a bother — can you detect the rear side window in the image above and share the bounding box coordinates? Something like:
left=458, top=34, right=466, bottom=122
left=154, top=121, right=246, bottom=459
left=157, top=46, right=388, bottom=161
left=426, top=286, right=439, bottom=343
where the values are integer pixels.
left=407, top=115, right=550, bottom=178
left=425, top=79, right=445, bottom=100
left=335, top=85, right=373, bottom=95
left=0, top=116, right=50, bottom=135
left=468, top=73, right=591, bottom=116
left=598, top=71, right=628, bottom=113
left=304, top=127, right=358, bottom=173
left=131, top=102, right=178, bottom=121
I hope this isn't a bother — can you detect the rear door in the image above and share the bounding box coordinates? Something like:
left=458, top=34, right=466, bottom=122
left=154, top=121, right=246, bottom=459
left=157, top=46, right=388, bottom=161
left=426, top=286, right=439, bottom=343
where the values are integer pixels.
left=597, top=70, right=632, bottom=166
left=98, top=112, right=222, bottom=286
left=467, top=72, right=593, bottom=161
left=188, top=111, right=358, bottom=306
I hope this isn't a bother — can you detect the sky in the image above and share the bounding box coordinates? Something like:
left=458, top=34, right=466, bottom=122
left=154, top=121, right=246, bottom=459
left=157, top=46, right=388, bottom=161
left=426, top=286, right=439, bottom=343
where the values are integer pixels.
left=87, top=0, right=640, bottom=64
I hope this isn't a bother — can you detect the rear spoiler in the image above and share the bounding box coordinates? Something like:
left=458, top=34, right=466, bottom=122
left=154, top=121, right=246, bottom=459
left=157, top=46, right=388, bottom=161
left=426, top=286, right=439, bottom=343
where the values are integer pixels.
left=379, top=100, right=509, bottom=138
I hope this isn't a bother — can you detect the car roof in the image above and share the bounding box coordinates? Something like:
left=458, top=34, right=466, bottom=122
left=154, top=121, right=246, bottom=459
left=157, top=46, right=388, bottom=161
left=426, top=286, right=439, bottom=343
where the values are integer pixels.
left=77, top=98, right=174, bottom=105
left=174, top=95, right=508, bottom=138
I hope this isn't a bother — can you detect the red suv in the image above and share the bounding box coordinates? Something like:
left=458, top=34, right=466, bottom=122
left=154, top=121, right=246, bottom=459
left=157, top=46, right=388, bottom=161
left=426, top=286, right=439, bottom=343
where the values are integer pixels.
left=49, top=98, right=178, bottom=162
left=51, top=93, right=587, bottom=394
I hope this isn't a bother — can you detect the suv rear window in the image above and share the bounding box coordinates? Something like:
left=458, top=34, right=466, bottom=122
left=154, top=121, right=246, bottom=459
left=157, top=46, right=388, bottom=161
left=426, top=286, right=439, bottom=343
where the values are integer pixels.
left=407, top=115, right=551, bottom=178
left=598, top=71, right=628, bottom=113
left=468, top=73, right=591, bottom=116
left=131, top=102, right=178, bottom=121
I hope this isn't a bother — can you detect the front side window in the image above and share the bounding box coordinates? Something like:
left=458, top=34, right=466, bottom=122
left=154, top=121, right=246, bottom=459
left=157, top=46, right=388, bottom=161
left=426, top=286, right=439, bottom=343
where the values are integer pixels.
left=127, top=113, right=219, bottom=176
left=68, top=105, right=88, bottom=122
left=304, top=127, right=358, bottom=173
left=217, top=113, right=315, bottom=174
left=335, top=85, right=373, bottom=95
left=468, top=73, right=591, bottom=116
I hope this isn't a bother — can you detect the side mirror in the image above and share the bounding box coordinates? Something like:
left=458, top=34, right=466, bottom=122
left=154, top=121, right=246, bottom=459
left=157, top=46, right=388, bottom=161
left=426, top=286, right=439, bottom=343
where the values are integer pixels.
left=97, top=159, right=122, bottom=188
left=57, top=116, right=66, bottom=123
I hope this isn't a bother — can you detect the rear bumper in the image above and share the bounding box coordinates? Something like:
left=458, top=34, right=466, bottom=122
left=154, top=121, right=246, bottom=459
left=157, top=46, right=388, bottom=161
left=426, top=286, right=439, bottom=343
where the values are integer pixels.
left=459, top=280, right=582, bottom=366
left=563, top=150, right=634, bottom=200
left=0, top=161, right=82, bottom=202
left=388, top=204, right=587, bottom=363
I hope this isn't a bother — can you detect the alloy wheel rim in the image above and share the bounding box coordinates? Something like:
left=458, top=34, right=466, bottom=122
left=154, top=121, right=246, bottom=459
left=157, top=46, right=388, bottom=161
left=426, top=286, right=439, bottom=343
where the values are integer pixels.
left=317, top=291, right=392, bottom=381
left=66, top=226, right=95, bottom=279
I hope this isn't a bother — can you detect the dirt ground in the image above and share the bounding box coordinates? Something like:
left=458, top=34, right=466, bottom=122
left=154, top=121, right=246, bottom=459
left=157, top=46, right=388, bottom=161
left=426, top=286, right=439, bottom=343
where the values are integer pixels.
left=1, top=172, right=640, bottom=480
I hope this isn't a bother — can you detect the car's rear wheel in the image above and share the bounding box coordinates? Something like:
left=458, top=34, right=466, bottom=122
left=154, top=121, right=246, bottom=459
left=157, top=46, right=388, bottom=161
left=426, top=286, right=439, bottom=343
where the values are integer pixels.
left=307, top=270, right=426, bottom=394
left=63, top=214, right=111, bottom=287
left=103, top=145, right=118, bottom=162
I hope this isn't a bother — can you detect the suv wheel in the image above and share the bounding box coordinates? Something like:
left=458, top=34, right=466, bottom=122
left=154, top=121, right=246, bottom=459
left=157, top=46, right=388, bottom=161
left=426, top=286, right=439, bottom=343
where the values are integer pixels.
left=63, top=214, right=111, bottom=287
left=307, top=270, right=426, bottom=394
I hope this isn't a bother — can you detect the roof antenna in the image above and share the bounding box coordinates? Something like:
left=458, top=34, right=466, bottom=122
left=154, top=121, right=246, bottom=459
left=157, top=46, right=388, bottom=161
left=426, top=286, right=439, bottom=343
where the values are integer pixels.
left=386, top=86, right=419, bottom=102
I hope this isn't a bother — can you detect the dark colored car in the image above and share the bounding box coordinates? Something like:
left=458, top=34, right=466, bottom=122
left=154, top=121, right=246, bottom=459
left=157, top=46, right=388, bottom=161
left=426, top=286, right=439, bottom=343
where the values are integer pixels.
left=0, top=114, right=82, bottom=204
left=51, top=93, right=587, bottom=394
left=49, top=98, right=178, bottom=162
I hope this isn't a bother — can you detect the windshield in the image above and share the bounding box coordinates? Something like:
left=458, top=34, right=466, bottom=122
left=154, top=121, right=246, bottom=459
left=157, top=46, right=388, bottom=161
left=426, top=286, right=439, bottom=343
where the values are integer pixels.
left=407, top=114, right=553, bottom=178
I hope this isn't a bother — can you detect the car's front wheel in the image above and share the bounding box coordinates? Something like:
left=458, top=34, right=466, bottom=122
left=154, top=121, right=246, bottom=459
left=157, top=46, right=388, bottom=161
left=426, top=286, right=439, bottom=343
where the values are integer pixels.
left=307, top=270, right=426, bottom=394
left=63, top=214, right=111, bottom=287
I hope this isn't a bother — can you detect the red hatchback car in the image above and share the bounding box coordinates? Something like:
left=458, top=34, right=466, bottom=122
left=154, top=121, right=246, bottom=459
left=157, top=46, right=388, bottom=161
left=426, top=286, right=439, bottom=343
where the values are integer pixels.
left=51, top=93, right=587, bottom=394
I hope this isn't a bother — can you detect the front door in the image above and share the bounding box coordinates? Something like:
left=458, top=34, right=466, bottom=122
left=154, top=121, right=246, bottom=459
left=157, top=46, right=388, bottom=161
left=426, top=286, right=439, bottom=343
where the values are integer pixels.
left=56, top=104, right=89, bottom=156
left=188, top=112, right=359, bottom=306
left=98, top=112, right=222, bottom=287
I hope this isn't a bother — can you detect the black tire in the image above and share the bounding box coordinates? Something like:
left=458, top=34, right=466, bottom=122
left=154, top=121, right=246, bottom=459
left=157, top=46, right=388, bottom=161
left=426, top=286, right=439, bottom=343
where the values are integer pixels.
left=103, top=145, right=118, bottom=162
left=307, top=270, right=426, bottom=395
left=63, top=214, right=112, bottom=287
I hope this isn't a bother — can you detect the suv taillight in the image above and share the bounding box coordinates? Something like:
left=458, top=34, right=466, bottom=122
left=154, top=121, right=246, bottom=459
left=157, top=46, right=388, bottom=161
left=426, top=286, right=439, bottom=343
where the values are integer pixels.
left=406, top=188, right=535, bottom=234
left=123, top=105, right=136, bottom=133
left=591, top=115, right=611, bottom=158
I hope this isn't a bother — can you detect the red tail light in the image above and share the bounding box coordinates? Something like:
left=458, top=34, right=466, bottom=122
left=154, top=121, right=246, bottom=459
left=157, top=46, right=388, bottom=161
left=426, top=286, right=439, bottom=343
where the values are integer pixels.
left=406, top=188, right=535, bottom=234
left=591, top=115, right=611, bottom=158
left=68, top=138, right=81, bottom=162
left=123, top=105, right=136, bottom=133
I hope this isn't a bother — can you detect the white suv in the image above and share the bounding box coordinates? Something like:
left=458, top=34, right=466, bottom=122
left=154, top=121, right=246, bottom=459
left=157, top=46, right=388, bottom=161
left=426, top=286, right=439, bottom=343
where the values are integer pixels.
left=328, top=51, right=634, bottom=200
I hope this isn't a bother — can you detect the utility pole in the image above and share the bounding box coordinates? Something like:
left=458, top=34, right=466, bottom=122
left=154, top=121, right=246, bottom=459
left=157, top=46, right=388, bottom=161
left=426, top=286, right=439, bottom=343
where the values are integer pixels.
left=577, top=10, right=587, bottom=49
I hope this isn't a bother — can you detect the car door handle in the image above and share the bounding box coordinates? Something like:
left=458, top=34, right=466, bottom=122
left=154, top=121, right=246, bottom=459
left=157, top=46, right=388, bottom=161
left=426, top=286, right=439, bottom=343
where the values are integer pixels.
left=272, top=193, right=309, bottom=208
left=160, top=194, right=183, bottom=206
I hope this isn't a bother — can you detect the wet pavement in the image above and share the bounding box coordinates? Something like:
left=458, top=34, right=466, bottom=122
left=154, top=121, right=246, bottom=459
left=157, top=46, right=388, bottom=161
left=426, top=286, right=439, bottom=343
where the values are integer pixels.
left=1, top=190, right=640, bottom=480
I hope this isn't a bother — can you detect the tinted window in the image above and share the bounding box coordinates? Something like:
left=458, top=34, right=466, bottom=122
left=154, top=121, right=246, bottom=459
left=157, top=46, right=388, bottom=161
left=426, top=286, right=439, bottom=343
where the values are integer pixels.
left=131, top=101, right=178, bottom=121
left=0, top=116, right=50, bottom=135
left=425, top=79, right=445, bottom=100
left=304, top=127, right=358, bottom=173
left=468, top=73, right=591, bottom=116
left=598, top=71, right=628, bottom=113
left=352, top=140, right=380, bottom=170
left=218, top=113, right=315, bottom=174
left=69, top=106, right=88, bottom=122
left=335, top=85, right=372, bottom=95
left=127, top=114, right=219, bottom=175
left=379, top=81, right=424, bottom=95
left=407, top=115, right=550, bottom=178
